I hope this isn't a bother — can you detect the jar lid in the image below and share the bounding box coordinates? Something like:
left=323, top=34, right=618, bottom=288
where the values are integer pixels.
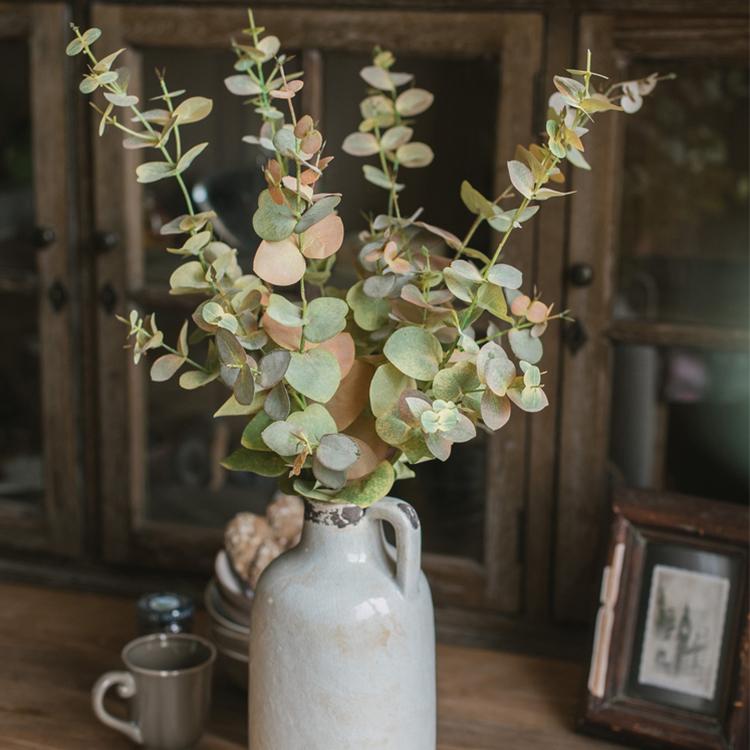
left=137, top=592, right=195, bottom=628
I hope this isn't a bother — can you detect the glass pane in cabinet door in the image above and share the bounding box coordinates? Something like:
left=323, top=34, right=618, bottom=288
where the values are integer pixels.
left=137, top=48, right=300, bottom=289
left=322, top=52, right=497, bottom=560
left=0, top=40, right=43, bottom=504
left=616, top=61, right=749, bottom=326
left=609, top=344, right=749, bottom=504
left=143, top=306, right=277, bottom=528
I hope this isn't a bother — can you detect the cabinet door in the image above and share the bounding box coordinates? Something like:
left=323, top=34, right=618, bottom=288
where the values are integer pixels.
left=91, top=3, right=544, bottom=617
left=555, top=14, right=749, bottom=621
left=0, top=3, right=80, bottom=557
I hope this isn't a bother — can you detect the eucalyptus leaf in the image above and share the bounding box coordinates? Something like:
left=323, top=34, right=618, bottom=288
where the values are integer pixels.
left=395, top=88, right=434, bottom=116
left=383, top=327, right=443, bottom=381
left=169, top=261, right=210, bottom=294
left=486, top=263, right=523, bottom=289
left=336, top=460, right=395, bottom=507
left=136, top=161, right=174, bottom=184
left=215, top=328, right=246, bottom=366
left=312, top=459, right=348, bottom=491
left=179, top=369, right=218, bottom=390
left=508, top=328, right=543, bottom=364
left=381, top=126, right=413, bottom=151
left=176, top=142, right=208, bottom=173
left=507, top=160, right=534, bottom=199
left=285, top=348, right=341, bottom=403
left=173, top=96, right=213, bottom=124
left=262, top=421, right=302, bottom=456
left=221, top=447, right=287, bottom=476
left=267, top=294, right=305, bottom=327
left=460, top=181, right=495, bottom=219
left=294, top=196, right=341, bottom=234
left=342, top=132, right=379, bottom=157
left=432, top=361, right=480, bottom=401
left=259, top=349, right=291, bottom=388
left=224, top=74, right=262, bottom=96
left=316, top=433, right=360, bottom=472
left=481, top=390, right=511, bottom=431
left=241, top=411, right=274, bottom=451
left=252, top=189, right=297, bottom=242
left=150, top=353, right=184, bottom=382
left=396, top=142, right=433, bottom=168
left=233, top=363, right=256, bottom=405
left=370, top=363, right=414, bottom=418
left=264, top=382, right=291, bottom=420
left=363, top=165, right=403, bottom=192
left=346, top=281, right=390, bottom=331
left=304, top=297, right=348, bottom=343
left=476, top=283, right=511, bottom=322
left=272, top=127, right=297, bottom=158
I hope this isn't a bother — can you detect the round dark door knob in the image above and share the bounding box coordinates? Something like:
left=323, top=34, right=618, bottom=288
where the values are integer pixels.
left=32, top=226, right=56, bottom=249
left=93, top=230, right=120, bottom=254
left=568, top=263, right=594, bottom=287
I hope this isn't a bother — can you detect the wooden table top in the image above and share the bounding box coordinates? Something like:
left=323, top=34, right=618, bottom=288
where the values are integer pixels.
left=0, top=582, right=622, bottom=749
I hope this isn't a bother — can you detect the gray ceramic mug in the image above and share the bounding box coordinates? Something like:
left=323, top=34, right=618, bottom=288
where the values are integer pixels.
left=92, top=633, right=216, bottom=749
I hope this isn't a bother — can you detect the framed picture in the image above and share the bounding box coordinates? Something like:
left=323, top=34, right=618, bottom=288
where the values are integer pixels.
left=580, top=488, right=748, bottom=749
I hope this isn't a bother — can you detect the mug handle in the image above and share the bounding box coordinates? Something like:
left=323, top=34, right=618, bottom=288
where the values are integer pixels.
left=92, top=670, right=143, bottom=744
left=370, top=496, right=422, bottom=599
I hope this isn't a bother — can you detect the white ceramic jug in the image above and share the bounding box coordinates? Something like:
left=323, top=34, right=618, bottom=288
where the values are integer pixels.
left=248, top=496, right=436, bottom=749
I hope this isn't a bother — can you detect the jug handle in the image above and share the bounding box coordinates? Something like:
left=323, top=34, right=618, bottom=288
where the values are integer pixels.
left=370, top=497, right=421, bottom=599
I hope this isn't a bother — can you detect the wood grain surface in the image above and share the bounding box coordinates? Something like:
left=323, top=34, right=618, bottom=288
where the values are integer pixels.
left=0, top=583, right=623, bottom=749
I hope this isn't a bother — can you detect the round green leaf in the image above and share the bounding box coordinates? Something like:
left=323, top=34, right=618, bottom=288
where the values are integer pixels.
left=432, top=361, right=480, bottom=401
left=370, top=363, right=414, bottom=418
left=346, top=281, right=390, bottom=331
left=221, top=447, right=287, bottom=477
left=508, top=328, right=543, bottom=364
left=264, top=382, right=291, bottom=421
left=316, top=433, right=360, bottom=472
left=337, top=460, right=395, bottom=507
left=252, top=190, right=296, bottom=242
left=150, top=354, right=184, bottom=382
left=383, top=327, right=443, bottom=381
left=285, top=349, right=341, bottom=403
left=304, top=298, right=348, bottom=343
left=267, top=294, right=304, bottom=327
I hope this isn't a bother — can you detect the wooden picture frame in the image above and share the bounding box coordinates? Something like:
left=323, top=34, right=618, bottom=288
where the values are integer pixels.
left=580, top=488, right=749, bottom=749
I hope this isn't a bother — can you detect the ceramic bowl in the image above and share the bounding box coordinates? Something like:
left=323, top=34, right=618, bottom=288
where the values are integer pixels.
left=214, top=551, right=254, bottom=614
left=209, top=621, right=248, bottom=655
left=215, top=643, right=248, bottom=691
left=204, top=581, right=249, bottom=634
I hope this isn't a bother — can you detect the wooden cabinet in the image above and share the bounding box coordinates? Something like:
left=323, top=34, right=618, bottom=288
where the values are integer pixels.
left=0, top=0, right=746, bottom=645
left=0, top=3, right=81, bottom=557
left=555, top=14, right=749, bottom=621
left=89, top=3, right=545, bottom=621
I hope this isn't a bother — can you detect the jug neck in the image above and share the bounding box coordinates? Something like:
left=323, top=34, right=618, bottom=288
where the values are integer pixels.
left=301, top=500, right=382, bottom=557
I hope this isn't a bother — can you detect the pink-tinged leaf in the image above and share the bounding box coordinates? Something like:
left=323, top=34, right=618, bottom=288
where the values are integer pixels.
left=261, top=312, right=310, bottom=351
left=481, top=390, right=511, bottom=431
left=315, top=332, right=355, bottom=378
left=300, top=214, right=344, bottom=260
left=253, top=238, right=306, bottom=286
left=510, top=294, right=531, bottom=317
left=325, top=360, right=373, bottom=431
left=150, top=353, right=184, bottom=382
left=526, top=300, right=549, bottom=324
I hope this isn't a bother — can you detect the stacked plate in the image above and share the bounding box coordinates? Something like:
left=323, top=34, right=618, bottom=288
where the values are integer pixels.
left=205, top=550, right=253, bottom=690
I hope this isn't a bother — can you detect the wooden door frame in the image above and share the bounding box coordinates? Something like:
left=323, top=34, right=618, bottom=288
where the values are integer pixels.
left=91, top=3, right=544, bottom=615
left=0, top=3, right=82, bottom=557
left=554, top=13, right=749, bottom=623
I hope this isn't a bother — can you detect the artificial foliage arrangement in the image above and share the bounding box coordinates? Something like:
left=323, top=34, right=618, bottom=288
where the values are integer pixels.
left=67, top=13, right=663, bottom=508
